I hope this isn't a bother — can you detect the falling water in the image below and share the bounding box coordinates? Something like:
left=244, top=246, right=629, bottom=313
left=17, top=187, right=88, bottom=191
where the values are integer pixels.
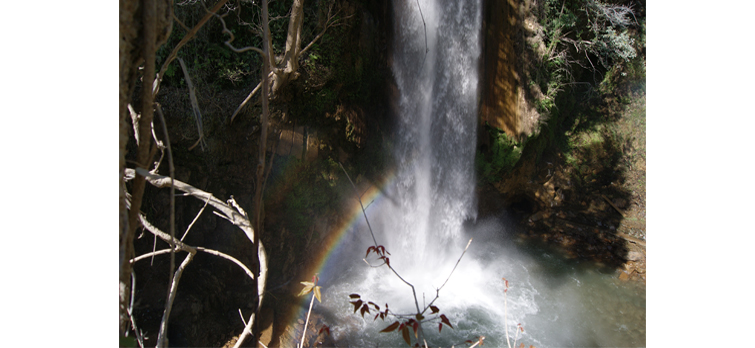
left=315, top=0, right=645, bottom=347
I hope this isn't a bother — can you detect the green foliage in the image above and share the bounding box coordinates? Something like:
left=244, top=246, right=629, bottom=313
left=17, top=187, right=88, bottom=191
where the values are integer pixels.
left=596, top=27, right=636, bottom=64
left=477, top=127, right=524, bottom=183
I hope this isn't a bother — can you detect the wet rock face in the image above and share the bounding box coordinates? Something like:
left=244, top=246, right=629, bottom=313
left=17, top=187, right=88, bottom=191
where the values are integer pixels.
left=479, top=146, right=645, bottom=281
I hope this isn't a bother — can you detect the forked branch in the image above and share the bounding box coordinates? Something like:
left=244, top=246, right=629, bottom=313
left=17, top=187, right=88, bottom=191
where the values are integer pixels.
left=338, top=162, right=473, bottom=346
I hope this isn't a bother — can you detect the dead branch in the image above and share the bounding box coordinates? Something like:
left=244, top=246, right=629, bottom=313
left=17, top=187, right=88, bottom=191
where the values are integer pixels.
left=172, top=11, right=191, bottom=32
left=177, top=57, right=206, bottom=151
left=155, top=103, right=177, bottom=310
left=338, top=162, right=421, bottom=315
left=157, top=251, right=194, bottom=348
left=601, top=194, right=626, bottom=218
left=196, top=247, right=256, bottom=281
left=415, top=0, right=428, bottom=68
left=128, top=272, right=146, bottom=348
left=234, top=241, right=268, bottom=348
left=128, top=103, right=140, bottom=146
left=132, top=248, right=175, bottom=264
left=139, top=213, right=197, bottom=253
left=135, top=211, right=260, bottom=347
left=150, top=120, right=166, bottom=173
left=230, top=78, right=267, bottom=124
left=128, top=167, right=255, bottom=243
left=130, top=166, right=268, bottom=347
left=182, top=195, right=211, bottom=241
left=422, top=238, right=473, bottom=314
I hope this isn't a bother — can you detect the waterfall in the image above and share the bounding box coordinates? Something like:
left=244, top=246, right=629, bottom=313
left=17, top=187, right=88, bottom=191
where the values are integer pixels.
left=316, top=1, right=645, bottom=346
left=385, top=0, right=481, bottom=264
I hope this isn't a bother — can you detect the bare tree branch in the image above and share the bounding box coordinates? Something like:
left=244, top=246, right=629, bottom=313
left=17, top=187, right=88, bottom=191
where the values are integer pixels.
left=182, top=195, right=211, bottom=241
left=128, top=167, right=255, bottom=243
left=157, top=251, right=194, bottom=348
left=154, top=103, right=178, bottom=303
left=196, top=247, right=256, bottom=281
left=128, top=271, right=146, bottom=348
left=422, top=238, right=473, bottom=315
left=132, top=248, right=175, bottom=264
left=176, top=57, right=206, bottom=151
left=338, top=162, right=421, bottom=315
left=234, top=241, right=268, bottom=348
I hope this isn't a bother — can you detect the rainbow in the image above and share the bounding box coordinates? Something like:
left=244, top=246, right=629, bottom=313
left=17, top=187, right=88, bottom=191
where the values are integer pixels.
left=281, top=168, right=397, bottom=329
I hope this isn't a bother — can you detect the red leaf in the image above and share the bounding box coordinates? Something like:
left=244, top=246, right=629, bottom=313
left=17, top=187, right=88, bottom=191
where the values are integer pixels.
left=318, top=325, right=330, bottom=336
left=360, top=304, right=370, bottom=318
left=466, top=340, right=473, bottom=344
left=351, top=300, right=363, bottom=313
left=381, top=256, right=390, bottom=266
left=374, top=312, right=380, bottom=321
left=411, top=320, right=419, bottom=338
left=440, top=314, right=453, bottom=329
left=349, top=294, right=361, bottom=299
left=368, top=301, right=380, bottom=310
left=366, top=246, right=376, bottom=258
left=401, top=326, right=411, bottom=346
left=438, top=323, right=443, bottom=333
left=380, top=321, right=400, bottom=333
left=430, top=305, right=439, bottom=314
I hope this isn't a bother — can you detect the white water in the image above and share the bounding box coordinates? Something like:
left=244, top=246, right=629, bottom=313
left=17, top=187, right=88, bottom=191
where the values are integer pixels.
left=314, top=1, right=645, bottom=347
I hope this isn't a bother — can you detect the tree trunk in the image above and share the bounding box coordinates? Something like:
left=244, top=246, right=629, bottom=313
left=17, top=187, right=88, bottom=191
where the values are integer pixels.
left=119, top=0, right=173, bottom=336
left=119, top=0, right=141, bottom=334
left=271, top=0, right=305, bottom=95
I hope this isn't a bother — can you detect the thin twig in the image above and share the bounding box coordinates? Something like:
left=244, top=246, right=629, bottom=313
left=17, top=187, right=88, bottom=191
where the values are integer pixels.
left=469, top=336, right=486, bottom=348
left=238, top=308, right=248, bottom=327
left=177, top=57, right=206, bottom=151
left=128, top=272, right=146, bottom=348
left=132, top=249, right=175, bottom=264
left=172, top=12, right=191, bottom=32
left=415, top=0, right=428, bottom=69
left=151, top=232, right=158, bottom=266
left=157, top=251, right=195, bottom=348
left=233, top=240, right=268, bottom=348
left=338, top=163, right=421, bottom=314
left=128, top=103, right=140, bottom=146
left=299, top=291, right=316, bottom=348
left=139, top=213, right=196, bottom=252
left=155, top=103, right=177, bottom=315
left=196, top=247, right=256, bottom=281
left=149, top=119, right=166, bottom=173
left=182, top=195, right=211, bottom=241
left=230, top=79, right=266, bottom=124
